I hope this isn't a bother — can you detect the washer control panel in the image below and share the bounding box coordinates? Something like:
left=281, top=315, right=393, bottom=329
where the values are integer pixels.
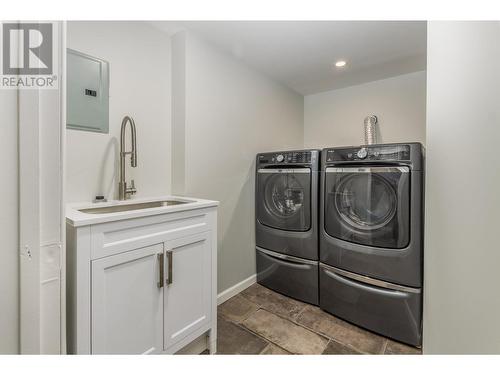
left=326, top=145, right=411, bottom=162
left=258, top=151, right=315, bottom=164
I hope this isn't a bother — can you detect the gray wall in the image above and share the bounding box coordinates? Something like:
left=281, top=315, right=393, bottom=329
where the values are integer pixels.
left=304, top=71, right=426, bottom=148
left=172, top=32, right=304, bottom=293
left=0, top=89, right=19, bottom=353
left=424, top=21, right=500, bottom=354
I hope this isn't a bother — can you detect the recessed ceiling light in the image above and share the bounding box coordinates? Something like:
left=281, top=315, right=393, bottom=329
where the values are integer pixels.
left=335, top=60, right=347, bottom=68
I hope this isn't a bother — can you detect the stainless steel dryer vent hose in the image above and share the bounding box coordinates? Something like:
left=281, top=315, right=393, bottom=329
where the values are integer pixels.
left=364, top=115, right=378, bottom=145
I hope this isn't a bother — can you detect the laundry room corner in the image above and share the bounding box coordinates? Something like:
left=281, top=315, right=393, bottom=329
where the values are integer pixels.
left=168, top=30, right=305, bottom=297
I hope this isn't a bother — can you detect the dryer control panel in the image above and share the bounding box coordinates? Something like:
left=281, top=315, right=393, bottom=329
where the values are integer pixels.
left=326, top=145, right=411, bottom=163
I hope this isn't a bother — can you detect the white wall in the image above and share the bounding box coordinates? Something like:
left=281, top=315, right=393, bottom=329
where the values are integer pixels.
left=66, top=21, right=171, bottom=202
left=304, top=71, right=426, bottom=149
left=172, top=32, right=304, bottom=293
left=0, top=90, right=19, bottom=354
left=424, top=21, right=500, bottom=354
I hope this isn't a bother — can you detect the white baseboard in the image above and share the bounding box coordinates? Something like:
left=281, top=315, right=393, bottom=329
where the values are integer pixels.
left=217, top=274, right=256, bottom=305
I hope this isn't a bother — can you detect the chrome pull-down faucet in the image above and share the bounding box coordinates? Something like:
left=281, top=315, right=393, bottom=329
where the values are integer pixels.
left=119, top=116, right=138, bottom=200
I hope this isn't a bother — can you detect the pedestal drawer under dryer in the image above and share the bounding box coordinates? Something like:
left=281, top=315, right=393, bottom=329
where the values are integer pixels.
left=319, top=263, right=422, bottom=346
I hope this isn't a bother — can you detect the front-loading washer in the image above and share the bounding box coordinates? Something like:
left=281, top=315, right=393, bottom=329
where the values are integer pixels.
left=255, top=149, right=320, bottom=305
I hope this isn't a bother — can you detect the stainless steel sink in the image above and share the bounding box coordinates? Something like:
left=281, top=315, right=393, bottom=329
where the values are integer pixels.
left=78, top=200, right=191, bottom=214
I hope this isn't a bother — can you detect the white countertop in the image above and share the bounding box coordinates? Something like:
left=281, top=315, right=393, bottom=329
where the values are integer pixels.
left=66, top=195, right=219, bottom=227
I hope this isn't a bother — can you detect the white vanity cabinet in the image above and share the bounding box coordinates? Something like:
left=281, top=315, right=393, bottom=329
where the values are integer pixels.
left=66, top=197, right=218, bottom=354
left=92, top=243, right=164, bottom=354
left=163, top=232, right=212, bottom=349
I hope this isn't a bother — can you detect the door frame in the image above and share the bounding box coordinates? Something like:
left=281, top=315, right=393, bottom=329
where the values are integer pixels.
left=18, top=20, right=66, bottom=354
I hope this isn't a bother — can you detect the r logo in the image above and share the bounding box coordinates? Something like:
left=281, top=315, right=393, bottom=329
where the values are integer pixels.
left=2, top=23, right=53, bottom=75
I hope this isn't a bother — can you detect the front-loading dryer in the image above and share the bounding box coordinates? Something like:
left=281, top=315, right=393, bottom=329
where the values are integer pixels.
left=255, top=149, right=320, bottom=305
left=319, top=143, right=424, bottom=346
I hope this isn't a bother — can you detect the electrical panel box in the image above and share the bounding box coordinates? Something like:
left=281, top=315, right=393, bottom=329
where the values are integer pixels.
left=67, top=49, right=109, bottom=133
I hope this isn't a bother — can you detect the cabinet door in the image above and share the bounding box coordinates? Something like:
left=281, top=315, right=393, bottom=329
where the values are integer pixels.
left=92, top=243, right=164, bottom=354
left=164, top=232, right=211, bottom=350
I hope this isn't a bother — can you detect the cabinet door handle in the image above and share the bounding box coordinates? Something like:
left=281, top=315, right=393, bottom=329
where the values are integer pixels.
left=166, top=250, right=173, bottom=285
left=157, top=253, right=164, bottom=288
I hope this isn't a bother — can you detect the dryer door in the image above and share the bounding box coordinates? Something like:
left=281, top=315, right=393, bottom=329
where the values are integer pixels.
left=257, top=168, right=311, bottom=231
left=324, top=166, right=410, bottom=248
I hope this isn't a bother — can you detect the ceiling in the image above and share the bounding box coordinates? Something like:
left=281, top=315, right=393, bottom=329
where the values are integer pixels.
left=150, top=21, right=426, bottom=95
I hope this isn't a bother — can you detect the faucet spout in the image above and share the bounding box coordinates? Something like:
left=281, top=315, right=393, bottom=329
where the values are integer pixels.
left=121, top=116, right=137, bottom=167
left=119, top=116, right=138, bottom=200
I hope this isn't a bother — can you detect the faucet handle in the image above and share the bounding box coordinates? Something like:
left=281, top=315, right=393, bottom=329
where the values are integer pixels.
left=128, top=179, right=137, bottom=196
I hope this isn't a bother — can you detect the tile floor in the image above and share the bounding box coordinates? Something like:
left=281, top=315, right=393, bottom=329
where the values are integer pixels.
left=216, top=283, right=422, bottom=355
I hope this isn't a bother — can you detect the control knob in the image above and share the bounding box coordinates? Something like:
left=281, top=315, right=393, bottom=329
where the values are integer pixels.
left=357, top=148, right=368, bottom=159
left=276, top=154, right=285, bottom=162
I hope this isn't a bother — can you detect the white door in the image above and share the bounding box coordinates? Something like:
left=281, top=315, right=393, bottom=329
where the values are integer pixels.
left=92, top=243, right=164, bottom=354
left=164, top=232, right=212, bottom=350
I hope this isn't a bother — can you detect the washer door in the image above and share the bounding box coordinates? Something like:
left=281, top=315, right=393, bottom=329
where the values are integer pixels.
left=324, top=166, right=410, bottom=248
left=257, top=168, right=311, bottom=231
